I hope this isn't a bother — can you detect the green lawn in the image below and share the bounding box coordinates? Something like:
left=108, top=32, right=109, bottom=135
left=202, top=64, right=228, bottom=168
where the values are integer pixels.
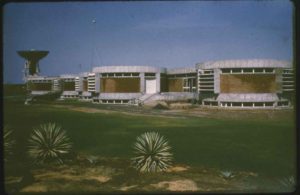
left=3, top=97, right=296, bottom=178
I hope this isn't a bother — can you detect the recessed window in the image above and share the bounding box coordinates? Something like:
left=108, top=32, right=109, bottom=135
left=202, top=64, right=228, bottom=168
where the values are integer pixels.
left=145, top=73, right=156, bottom=77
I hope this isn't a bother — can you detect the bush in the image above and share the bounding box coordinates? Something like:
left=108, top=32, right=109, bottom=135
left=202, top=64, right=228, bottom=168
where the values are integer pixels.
left=28, top=123, right=72, bottom=164
left=131, top=131, right=173, bottom=172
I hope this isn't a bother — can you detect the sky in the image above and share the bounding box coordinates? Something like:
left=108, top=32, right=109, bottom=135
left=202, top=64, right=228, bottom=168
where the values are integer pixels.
left=3, top=0, right=293, bottom=83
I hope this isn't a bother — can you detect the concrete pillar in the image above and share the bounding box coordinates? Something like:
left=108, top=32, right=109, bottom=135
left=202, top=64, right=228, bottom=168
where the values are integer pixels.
left=97, top=73, right=101, bottom=93
left=140, top=73, right=145, bottom=93
left=156, top=72, right=160, bottom=93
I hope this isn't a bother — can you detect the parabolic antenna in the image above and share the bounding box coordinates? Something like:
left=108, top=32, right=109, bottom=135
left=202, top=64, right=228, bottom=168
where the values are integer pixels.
left=17, top=50, right=49, bottom=76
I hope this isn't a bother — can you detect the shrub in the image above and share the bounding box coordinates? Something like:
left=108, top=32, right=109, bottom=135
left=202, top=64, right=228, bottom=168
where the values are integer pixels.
left=4, top=126, right=15, bottom=161
left=278, top=176, right=296, bottom=190
left=28, top=123, right=72, bottom=164
left=131, top=131, right=173, bottom=172
left=220, top=170, right=235, bottom=179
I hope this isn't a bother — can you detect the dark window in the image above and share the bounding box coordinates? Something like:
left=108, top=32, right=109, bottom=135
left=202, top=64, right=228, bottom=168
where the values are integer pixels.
left=145, top=73, right=156, bottom=77
left=232, top=68, right=242, bottom=73
left=232, top=102, right=242, bottom=107
left=243, top=102, right=252, bottom=107
left=200, top=87, right=214, bottom=89
left=265, top=68, right=274, bottom=73
left=243, top=68, right=252, bottom=73
left=254, top=102, right=264, bottom=107
left=254, top=68, right=263, bottom=72
left=265, top=102, right=274, bottom=106
left=204, top=101, right=210, bottom=105
left=199, top=74, right=213, bottom=78
left=221, top=69, right=230, bottom=73
left=124, top=73, right=131, bottom=76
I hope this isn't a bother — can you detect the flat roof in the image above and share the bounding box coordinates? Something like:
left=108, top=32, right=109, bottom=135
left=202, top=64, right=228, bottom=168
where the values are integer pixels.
left=93, top=66, right=166, bottom=73
left=196, top=59, right=291, bottom=69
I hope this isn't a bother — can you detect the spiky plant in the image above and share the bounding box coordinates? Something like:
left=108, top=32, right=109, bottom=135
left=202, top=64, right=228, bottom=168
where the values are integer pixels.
left=4, top=126, right=15, bottom=161
left=220, top=171, right=235, bottom=179
left=278, top=176, right=296, bottom=189
left=28, top=123, right=72, bottom=164
left=131, top=131, right=173, bottom=173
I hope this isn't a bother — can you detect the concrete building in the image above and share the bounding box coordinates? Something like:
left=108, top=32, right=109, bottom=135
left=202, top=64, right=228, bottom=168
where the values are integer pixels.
left=18, top=51, right=294, bottom=109
left=196, top=59, right=294, bottom=108
left=91, top=66, right=165, bottom=104
left=60, top=74, right=78, bottom=99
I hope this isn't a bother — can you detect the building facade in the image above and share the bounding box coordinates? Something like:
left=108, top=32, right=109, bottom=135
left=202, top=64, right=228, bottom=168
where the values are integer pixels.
left=25, top=59, right=294, bottom=109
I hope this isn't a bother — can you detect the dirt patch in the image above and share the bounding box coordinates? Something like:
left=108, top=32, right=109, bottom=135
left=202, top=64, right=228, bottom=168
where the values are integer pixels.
left=166, top=165, right=189, bottom=172
left=21, top=184, right=48, bottom=192
left=169, top=103, right=193, bottom=109
left=51, top=102, right=294, bottom=121
left=151, top=179, right=198, bottom=191
left=52, top=105, right=183, bottom=119
left=120, top=185, right=138, bottom=191
left=33, top=166, right=113, bottom=183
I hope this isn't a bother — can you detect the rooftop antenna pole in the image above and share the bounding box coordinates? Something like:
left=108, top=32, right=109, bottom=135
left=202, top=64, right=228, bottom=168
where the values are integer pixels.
left=90, top=18, right=96, bottom=72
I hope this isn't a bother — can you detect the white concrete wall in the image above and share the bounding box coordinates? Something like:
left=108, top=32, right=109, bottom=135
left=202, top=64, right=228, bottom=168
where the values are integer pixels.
left=196, top=59, right=291, bottom=70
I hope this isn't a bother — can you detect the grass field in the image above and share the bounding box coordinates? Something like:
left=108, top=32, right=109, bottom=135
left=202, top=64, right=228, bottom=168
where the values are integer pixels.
left=4, top=97, right=296, bottom=176
left=3, top=85, right=297, bottom=192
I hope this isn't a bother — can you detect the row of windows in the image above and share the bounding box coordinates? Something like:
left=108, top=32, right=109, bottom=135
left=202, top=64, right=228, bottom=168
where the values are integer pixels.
left=101, top=73, right=140, bottom=77
left=93, top=99, right=130, bottom=104
left=63, top=78, right=75, bottom=82
left=167, top=73, right=197, bottom=78
left=63, top=95, right=78, bottom=98
left=221, top=68, right=274, bottom=74
left=203, top=101, right=289, bottom=107
left=29, top=80, right=52, bottom=83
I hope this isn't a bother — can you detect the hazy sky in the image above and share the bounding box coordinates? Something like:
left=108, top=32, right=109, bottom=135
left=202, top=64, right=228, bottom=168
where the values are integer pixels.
left=3, top=1, right=293, bottom=83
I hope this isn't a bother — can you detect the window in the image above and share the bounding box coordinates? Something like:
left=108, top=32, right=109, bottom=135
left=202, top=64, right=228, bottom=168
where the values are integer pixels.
left=145, top=73, right=156, bottom=77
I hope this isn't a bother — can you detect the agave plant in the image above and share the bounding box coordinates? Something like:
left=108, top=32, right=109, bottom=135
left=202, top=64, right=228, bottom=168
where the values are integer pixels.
left=278, top=176, right=296, bottom=189
left=28, top=123, right=72, bottom=164
left=4, top=126, right=15, bottom=161
left=220, top=170, right=235, bottom=179
left=131, top=131, right=173, bottom=173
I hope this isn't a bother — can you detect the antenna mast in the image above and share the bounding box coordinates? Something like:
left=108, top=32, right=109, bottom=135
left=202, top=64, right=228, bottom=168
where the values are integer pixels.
left=90, top=18, right=96, bottom=71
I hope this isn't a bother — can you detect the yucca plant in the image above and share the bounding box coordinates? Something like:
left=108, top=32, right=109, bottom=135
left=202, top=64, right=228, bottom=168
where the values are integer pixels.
left=278, top=176, right=296, bottom=189
left=28, top=123, right=72, bottom=164
left=131, top=131, right=173, bottom=173
left=220, top=170, right=235, bottom=179
left=4, top=126, right=15, bottom=161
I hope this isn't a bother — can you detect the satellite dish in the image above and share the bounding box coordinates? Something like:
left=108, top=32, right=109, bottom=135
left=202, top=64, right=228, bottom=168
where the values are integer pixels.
left=17, top=50, right=49, bottom=76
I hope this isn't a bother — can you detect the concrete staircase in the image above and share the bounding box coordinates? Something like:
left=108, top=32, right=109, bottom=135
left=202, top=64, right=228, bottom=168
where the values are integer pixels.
left=131, top=93, right=158, bottom=105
